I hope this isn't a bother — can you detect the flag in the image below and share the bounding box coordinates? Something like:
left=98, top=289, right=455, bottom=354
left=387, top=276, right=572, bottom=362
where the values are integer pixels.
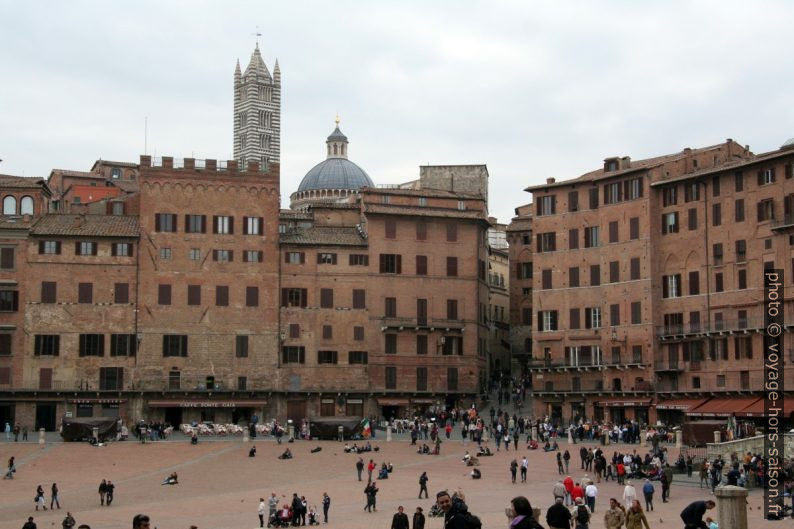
left=361, top=418, right=372, bottom=439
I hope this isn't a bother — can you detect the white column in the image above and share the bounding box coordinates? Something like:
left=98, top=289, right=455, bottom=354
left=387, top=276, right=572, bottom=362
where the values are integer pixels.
left=715, top=485, right=748, bottom=529
left=38, top=428, right=45, bottom=445
left=675, top=430, right=682, bottom=448
left=386, top=425, right=392, bottom=442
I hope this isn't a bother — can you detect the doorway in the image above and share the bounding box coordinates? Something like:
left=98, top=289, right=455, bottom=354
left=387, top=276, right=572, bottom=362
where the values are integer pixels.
left=231, top=408, right=250, bottom=425
left=35, top=403, right=57, bottom=431
left=164, top=407, right=182, bottom=428
left=0, top=403, right=15, bottom=428
left=381, top=405, right=399, bottom=421
left=287, top=400, right=305, bottom=424
left=610, top=407, right=626, bottom=425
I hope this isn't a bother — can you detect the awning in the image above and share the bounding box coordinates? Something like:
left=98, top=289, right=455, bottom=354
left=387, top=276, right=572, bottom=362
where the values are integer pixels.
left=376, top=398, right=409, bottom=406
left=687, top=397, right=760, bottom=417
left=147, top=400, right=267, bottom=408
left=411, top=398, right=436, bottom=404
left=69, top=399, right=126, bottom=404
left=735, top=398, right=765, bottom=418
left=596, top=398, right=652, bottom=408
left=655, top=398, right=708, bottom=411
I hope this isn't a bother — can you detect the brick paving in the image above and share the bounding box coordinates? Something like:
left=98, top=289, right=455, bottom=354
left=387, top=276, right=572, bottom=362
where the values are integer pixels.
left=0, top=438, right=782, bottom=529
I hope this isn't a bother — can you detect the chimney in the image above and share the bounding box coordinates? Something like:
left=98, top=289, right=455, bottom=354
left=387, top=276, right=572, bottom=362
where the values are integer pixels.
left=227, top=160, right=238, bottom=172
left=162, top=156, right=174, bottom=169
left=184, top=158, right=195, bottom=170
left=546, top=177, right=556, bottom=184
left=247, top=161, right=260, bottom=173
left=205, top=159, right=217, bottom=171
left=139, top=155, right=152, bottom=167
left=621, top=156, right=631, bottom=169
left=683, top=148, right=692, bottom=154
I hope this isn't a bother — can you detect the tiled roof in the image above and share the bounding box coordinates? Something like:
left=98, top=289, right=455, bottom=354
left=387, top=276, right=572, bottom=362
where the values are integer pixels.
left=280, top=226, right=367, bottom=246
left=365, top=187, right=484, bottom=200
left=0, top=175, right=47, bottom=189
left=650, top=148, right=794, bottom=187
left=91, top=160, right=139, bottom=170
left=280, top=209, right=313, bottom=220
left=30, top=214, right=139, bottom=237
left=49, top=169, right=104, bottom=179
left=507, top=218, right=532, bottom=231
left=364, top=204, right=488, bottom=220
left=109, top=180, right=139, bottom=193
left=0, top=216, right=37, bottom=230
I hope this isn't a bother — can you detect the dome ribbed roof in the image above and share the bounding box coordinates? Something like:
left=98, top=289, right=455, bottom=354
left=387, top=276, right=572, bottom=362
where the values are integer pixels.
left=327, top=126, right=348, bottom=142
left=297, top=158, right=374, bottom=192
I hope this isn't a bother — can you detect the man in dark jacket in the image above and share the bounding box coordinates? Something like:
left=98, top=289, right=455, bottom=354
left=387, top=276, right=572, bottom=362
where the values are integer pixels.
left=419, top=472, right=429, bottom=498
left=412, top=507, right=425, bottom=529
left=391, top=506, right=409, bottom=529
left=545, top=497, right=572, bottom=529
left=680, top=500, right=715, bottom=529
left=436, top=491, right=472, bottom=529
left=291, top=493, right=302, bottom=526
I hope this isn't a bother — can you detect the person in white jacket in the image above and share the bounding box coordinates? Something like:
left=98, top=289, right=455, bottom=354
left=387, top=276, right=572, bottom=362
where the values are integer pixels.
left=622, top=480, right=637, bottom=509
left=258, top=498, right=266, bottom=528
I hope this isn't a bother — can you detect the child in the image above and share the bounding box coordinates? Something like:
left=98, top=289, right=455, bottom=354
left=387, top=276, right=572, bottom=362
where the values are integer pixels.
left=308, top=506, right=319, bottom=525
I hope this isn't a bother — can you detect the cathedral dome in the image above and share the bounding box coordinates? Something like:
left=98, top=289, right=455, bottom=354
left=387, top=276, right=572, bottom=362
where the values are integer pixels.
left=298, top=158, right=373, bottom=192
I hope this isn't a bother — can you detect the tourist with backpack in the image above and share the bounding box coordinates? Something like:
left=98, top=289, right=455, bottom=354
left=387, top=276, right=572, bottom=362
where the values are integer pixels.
left=572, top=497, right=591, bottom=529
left=546, top=497, right=572, bottom=529
left=435, top=490, right=480, bottom=529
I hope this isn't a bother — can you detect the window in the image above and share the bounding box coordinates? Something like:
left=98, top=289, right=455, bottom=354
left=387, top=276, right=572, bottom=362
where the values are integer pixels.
left=348, top=326, right=363, bottom=343
left=245, top=286, right=259, bottom=307
left=536, top=232, right=556, bottom=252
left=519, top=262, right=532, bottom=280
left=610, top=303, right=620, bottom=326
left=216, top=286, right=229, bottom=307
left=381, top=195, right=390, bottom=205
left=630, top=258, right=640, bottom=280
left=716, top=374, right=726, bottom=387
left=691, top=376, right=701, bottom=389
left=352, top=289, right=366, bottom=309
left=231, top=335, right=249, bottom=358
left=735, top=171, right=744, bottom=192
left=447, top=368, right=458, bottom=391
left=568, top=191, right=579, bottom=212
left=20, top=195, right=34, bottom=214
left=604, top=182, right=621, bottom=205
left=416, top=334, right=428, bottom=355
left=79, top=334, right=104, bottom=357
left=715, top=273, right=724, bottom=292
left=689, top=271, right=700, bottom=295
left=111, top=202, right=124, bottom=215
left=590, top=264, right=600, bottom=286
left=282, top=346, right=305, bottom=364
left=41, top=281, right=56, bottom=303
left=737, top=269, right=747, bottom=289
left=78, top=282, right=93, bottom=304
left=569, top=308, right=580, bottom=329
left=446, top=256, right=458, bottom=276
left=539, top=310, right=559, bottom=331
left=0, top=290, right=18, bottom=311
left=385, top=334, right=397, bottom=354
left=522, top=308, right=532, bottom=325
left=318, top=350, right=338, bottom=364
left=608, top=221, right=618, bottom=243
left=187, top=285, right=201, bottom=306
left=712, top=203, right=721, bottom=226
left=2, top=196, right=16, bottom=215
left=736, top=240, right=746, bottom=262
left=185, top=215, right=206, bottom=234
left=38, top=240, right=61, bottom=255
left=93, top=331, right=127, bottom=358
left=320, top=288, right=334, bottom=308
left=158, top=284, right=172, bottom=305
left=281, top=288, right=308, bottom=308
left=734, top=336, right=752, bottom=359
left=758, top=168, right=776, bottom=186
left=662, top=274, right=681, bottom=298
left=444, top=222, right=458, bottom=242
left=538, top=195, right=556, bottom=216
left=76, top=241, right=97, bottom=256
left=244, top=216, right=263, bottom=235
left=758, top=199, right=775, bottom=221
left=442, top=335, right=463, bottom=355
left=349, top=351, right=368, bottom=364
left=288, top=323, right=300, bottom=339
left=349, top=254, right=369, bottom=266
left=242, top=250, right=263, bottom=262
left=629, top=217, right=639, bottom=240
left=662, top=212, right=679, bottom=234
left=457, top=200, right=465, bottom=210
left=189, top=248, right=201, bottom=260
left=0, top=334, right=11, bottom=356
left=631, top=301, right=641, bottom=324
left=663, top=313, right=683, bottom=334
left=712, top=176, right=720, bottom=197
left=569, top=267, right=580, bottom=287
left=684, top=182, right=700, bottom=202
left=319, top=325, right=332, bottom=340
left=155, top=213, right=177, bottom=232
left=713, top=243, right=723, bottom=265
left=662, top=186, right=677, bottom=207
left=99, top=367, right=123, bottom=391
left=585, top=307, right=601, bottom=329
left=589, top=188, right=599, bottom=209
left=541, top=269, right=552, bottom=289
left=110, top=167, right=120, bottom=179
left=213, top=215, right=234, bottom=234
left=609, top=261, right=619, bottom=283
left=584, top=226, right=600, bottom=248
left=159, top=247, right=171, bottom=260
left=161, top=335, right=187, bottom=357
left=418, top=197, right=427, bottom=207
left=285, top=251, right=305, bottom=264
left=212, top=249, right=233, bottom=262
left=447, top=299, right=458, bottom=320
left=385, top=220, right=396, bottom=239
left=34, top=335, right=59, bottom=356
left=168, top=370, right=181, bottom=390
left=385, top=366, right=397, bottom=389
left=688, top=208, right=697, bottom=230
left=111, top=243, right=133, bottom=257
left=379, top=254, right=402, bottom=274
left=416, top=367, right=427, bottom=391
left=385, top=297, right=397, bottom=318
left=416, top=255, right=427, bottom=275
left=317, top=252, right=337, bottom=264
left=279, top=223, right=286, bottom=234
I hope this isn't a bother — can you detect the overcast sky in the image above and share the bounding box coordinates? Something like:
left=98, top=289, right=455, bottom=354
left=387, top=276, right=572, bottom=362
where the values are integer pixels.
left=2, top=1, right=794, bottom=222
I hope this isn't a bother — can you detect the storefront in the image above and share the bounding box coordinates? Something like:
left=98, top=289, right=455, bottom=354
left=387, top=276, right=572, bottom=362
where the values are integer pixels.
left=595, top=398, right=652, bottom=425
left=68, top=399, right=126, bottom=420
left=146, top=399, right=267, bottom=426
left=686, top=397, right=761, bottom=441
left=655, top=398, right=708, bottom=426
left=377, top=398, right=409, bottom=421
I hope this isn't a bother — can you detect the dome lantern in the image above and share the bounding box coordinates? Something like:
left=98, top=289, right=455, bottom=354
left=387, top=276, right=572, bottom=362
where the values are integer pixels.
left=326, top=115, right=349, bottom=159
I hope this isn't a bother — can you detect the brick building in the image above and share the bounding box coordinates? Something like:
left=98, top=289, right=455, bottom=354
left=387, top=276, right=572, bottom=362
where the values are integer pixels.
left=510, top=138, right=794, bottom=427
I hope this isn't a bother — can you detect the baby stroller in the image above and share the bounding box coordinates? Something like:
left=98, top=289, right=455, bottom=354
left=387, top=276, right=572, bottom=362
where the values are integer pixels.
left=428, top=503, right=444, bottom=518
left=271, top=505, right=292, bottom=527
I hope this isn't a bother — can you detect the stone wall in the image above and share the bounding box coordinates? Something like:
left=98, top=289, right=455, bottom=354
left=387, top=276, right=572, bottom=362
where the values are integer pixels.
left=707, top=433, right=794, bottom=461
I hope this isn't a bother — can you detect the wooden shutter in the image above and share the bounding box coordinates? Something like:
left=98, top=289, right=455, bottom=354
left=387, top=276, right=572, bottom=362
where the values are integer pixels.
left=300, top=289, right=308, bottom=308
left=396, top=255, right=402, bottom=274
left=39, top=368, right=52, bottom=390
left=0, top=247, right=13, bottom=269
left=786, top=162, right=793, bottom=180
left=246, top=286, right=258, bottom=307
left=689, top=271, right=700, bottom=295
left=114, top=283, right=129, bottom=304
left=585, top=308, right=592, bottom=329
left=416, top=222, right=427, bottom=240
left=212, top=216, right=219, bottom=234
left=75, top=241, right=81, bottom=255
left=228, top=216, right=234, bottom=234
left=569, top=229, right=578, bottom=249
left=281, top=288, right=289, bottom=307
left=243, top=217, right=249, bottom=235
left=536, top=234, right=542, bottom=253
left=155, top=214, right=161, bottom=232
left=569, top=308, right=580, bottom=329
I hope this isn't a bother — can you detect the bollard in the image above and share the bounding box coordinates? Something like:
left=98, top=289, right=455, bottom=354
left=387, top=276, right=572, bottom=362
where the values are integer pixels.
left=243, top=428, right=250, bottom=443
left=715, top=485, right=748, bottom=529
left=93, top=427, right=99, bottom=441
left=287, top=421, right=294, bottom=440
left=532, top=426, right=538, bottom=442
left=38, top=428, right=45, bottom=445
left=338, top=425, right=344, bottom=442
left=386, top=424, right=392, bottom=442
left=640, top=428, right=647, bottom=446
left=568, top=428, right=573, bottom=445
left=713, top=430, right=721, bottom=444
left=675, top=430, right=682, bottom=448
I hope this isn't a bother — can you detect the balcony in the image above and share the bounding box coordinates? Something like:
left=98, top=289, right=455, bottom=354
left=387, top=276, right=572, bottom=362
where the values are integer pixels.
left=525, top=359, right=646, bottom=373
left=771, top=214, right=794, bottom=231
left=656, top=317, right=766, bottom=338
left=654, top=361, right=684, bottom=372
left=379, top=317, right=464, bottom=332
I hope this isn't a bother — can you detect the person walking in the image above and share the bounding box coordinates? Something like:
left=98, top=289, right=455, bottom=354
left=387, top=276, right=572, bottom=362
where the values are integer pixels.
left=510, top=459, right=518, bottom=483
left=356, top=457, right=364, bottom=481
left=322, top=492, right=330, bottom=523
left=35, top=485, right=47, bottom=511
left=105, top=481, right=115, bottom=506
left=563, top=450, right=571, bottom=473
left=267, top=493, right=278, bottom=527
left=4, top=422, right=10, bottom=441
left=572, top=497, right=591, bottom=529
left=412, top=507, right=425, bottom=529
left=546, top=497, right=572, bottom=529
left=98, top=479, right=107, bottom=506
left=641, top=479, right=654, bottom=512
left=661, top=464, right=672, bottom=502
left=258, top=498, right=266, bottom=528
left=563, top=475, right=574, bottom=505
left=61, top=512, right=75, bottom=529
left=418, top=472, right=429, bottom=499
left=556, top=453, right=564, bottom=475
left=521, top=456, right=529, bottom=482
left=364, top=482, right=378, bottom=512
left=367, top=459, right=375, bottom=482
left=22, top=517, right=36, bottom=529
left=699, top=461, right=709, bottom=489
left=5, top=456, right=15, bottom=479
left=624, top=500, right=650, bottom=529
left=552, top=479, right=566, bottom=504
left=603, top=498, right=625, bottom=529
left=622, top=480, right=636, bottom=510
left=51, top=483, right=61, bottom=510
left=585, top=482, right=598, bottom=513
left=391, top=506, right=409, bottom=529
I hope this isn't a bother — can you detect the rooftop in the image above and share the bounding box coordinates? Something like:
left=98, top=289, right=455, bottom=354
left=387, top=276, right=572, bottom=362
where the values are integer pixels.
left=0, top=174, right=48, bottom=190
left=280, top=226, right=367, bottom=247
left=30, top=214, right=140, bottom=238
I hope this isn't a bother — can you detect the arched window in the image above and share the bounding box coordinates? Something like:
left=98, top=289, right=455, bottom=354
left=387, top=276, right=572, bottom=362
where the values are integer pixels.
left=3, top=196, right=16, bottom=215
left=333, top=144, right=338, bottom=155
left=341, top=144, right=345, bottom=156
left=327, top=145, right=331, bottom=156
left=20, top=196, right=34, bottom=215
